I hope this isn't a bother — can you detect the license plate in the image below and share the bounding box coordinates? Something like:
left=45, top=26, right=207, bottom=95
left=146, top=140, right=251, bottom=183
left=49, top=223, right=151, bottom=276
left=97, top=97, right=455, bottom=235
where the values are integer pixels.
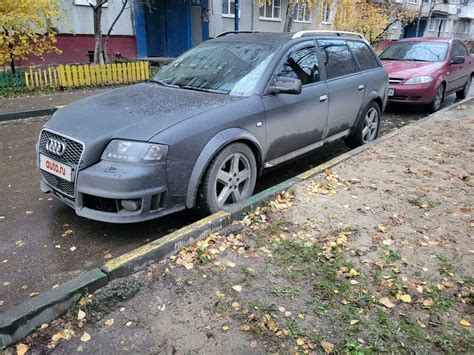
left=388, top=88, right=395, bottom=97
left=40, top=154, right=73, bottom=182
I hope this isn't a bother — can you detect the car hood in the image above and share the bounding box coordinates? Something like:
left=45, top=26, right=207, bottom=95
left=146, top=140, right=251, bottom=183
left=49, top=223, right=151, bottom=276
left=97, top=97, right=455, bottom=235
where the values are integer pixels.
left=44, top=83, right=240, bottom=166
left=381, top=60, right=443, bottom=79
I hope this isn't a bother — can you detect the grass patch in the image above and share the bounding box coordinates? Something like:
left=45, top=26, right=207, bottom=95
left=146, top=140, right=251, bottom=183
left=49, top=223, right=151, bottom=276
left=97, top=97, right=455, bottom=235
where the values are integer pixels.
left=270, top=285, right=301, bottom=299
left=407, top=195, right=436, bottom=209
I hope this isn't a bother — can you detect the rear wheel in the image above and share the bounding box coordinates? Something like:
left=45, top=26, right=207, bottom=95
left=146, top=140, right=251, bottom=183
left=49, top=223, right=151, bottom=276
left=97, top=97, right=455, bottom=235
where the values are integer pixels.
left=196, top=143, right=257, bottom=215
left=427, top=85, right=444, bottom=113
left=345, top=102, right=381, bottom=149
left=456, top=75, right=472, bottom=100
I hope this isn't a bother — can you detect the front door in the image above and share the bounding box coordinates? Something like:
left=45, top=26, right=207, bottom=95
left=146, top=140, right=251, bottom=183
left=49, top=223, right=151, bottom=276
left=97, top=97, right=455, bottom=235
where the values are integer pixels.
left=263, top=42, right=329, bottom=165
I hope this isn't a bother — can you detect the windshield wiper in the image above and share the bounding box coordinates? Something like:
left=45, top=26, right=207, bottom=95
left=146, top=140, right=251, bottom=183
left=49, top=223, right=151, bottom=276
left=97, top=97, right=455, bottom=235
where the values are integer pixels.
left=404, top=59, right=429, bottom=62
left=149, top=79, right=179, bottom=87
left=178, top=85, right=227, bottom=95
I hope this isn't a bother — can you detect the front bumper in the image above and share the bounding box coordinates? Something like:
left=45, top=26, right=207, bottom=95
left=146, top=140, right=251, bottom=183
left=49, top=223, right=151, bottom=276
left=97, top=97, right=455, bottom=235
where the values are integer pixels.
left=387, top=82, right=436, bottom=104
left=41, top=160, right=185, bottom=223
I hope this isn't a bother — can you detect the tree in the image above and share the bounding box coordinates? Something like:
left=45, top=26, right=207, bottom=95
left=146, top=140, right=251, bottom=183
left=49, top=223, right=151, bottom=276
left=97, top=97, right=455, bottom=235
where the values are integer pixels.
left=333, top=0, right=417, bottom=44
left=89, top=0, right=109, bottom=64
left=0, top=0, right=61, bottom=72
left=104, top=0, right=128, bottom=63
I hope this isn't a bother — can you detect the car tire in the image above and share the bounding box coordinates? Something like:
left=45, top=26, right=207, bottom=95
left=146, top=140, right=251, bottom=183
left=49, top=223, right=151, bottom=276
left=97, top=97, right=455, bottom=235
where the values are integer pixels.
left=344, top=101, right=381, bottom=149
left=196, top=143, right=257, bottom=215
left=456, top=75, right=472, bottom=100
left=427, top=85, right=444, bottom=113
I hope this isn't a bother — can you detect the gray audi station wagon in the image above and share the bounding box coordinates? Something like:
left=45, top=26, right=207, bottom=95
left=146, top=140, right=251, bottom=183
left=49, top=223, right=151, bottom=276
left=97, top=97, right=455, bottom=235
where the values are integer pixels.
left=37, top=31, right=389, bottom=223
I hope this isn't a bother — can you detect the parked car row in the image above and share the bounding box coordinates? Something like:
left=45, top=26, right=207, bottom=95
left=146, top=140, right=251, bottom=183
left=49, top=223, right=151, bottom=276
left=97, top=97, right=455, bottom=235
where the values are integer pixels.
left=36, top=31, right=472, bottom=223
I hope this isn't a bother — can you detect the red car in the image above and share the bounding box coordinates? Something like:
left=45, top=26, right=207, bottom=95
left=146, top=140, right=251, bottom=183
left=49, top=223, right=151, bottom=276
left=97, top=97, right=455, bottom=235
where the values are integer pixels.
left=380, top=37, right=473, bottom=112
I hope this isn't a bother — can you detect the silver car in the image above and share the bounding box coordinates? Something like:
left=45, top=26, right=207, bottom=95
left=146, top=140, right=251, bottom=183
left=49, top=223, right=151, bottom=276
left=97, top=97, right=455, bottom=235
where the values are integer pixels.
left=37, top=31, right=388, bottom=223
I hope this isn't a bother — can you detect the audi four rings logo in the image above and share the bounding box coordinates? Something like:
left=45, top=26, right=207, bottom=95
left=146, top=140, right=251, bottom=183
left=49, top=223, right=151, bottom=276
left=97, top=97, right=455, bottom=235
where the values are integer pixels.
left=46, top=138, right=67, bottom=156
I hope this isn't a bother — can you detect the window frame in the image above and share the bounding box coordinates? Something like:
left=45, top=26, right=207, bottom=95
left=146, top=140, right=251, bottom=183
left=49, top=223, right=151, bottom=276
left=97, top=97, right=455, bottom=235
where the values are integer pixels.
left=222, top=0, right=236, bottom=17
left=264, top=40, right=325, bottom=95
left=259, top=0, right=282, bottom=21
left=346, top=40, right=381, bottom=72
left=408, top=0, right=418, bottom=4
left=321, top=2, right=331, bottom=24
left=316, top=39, right=360, bottom=81
left=293, top=2, right=311, bottom=23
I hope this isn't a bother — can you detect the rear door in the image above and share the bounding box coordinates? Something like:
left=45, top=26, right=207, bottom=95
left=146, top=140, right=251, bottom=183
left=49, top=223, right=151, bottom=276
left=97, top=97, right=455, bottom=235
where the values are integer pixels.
left=317, top=39, right=365, bottom=137
left=447, top=40, right=471, bottom=93
left=263, top=41, right=329, bottom=165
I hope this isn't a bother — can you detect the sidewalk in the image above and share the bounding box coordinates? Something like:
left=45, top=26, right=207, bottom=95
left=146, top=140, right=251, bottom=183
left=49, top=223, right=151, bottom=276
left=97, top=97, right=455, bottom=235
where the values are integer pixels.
left=15, top=101, right=473, bottom=354
left=0, top=88, right=113, bottom=114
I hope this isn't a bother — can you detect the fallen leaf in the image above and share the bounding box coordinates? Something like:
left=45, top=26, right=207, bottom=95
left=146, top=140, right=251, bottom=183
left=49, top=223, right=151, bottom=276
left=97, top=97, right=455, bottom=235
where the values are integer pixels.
left=40, top=323, right=49, bottom=329
left=242, top=324, right=251, bottom=331
left=158, top=304, right=166, bottom=312
left=249, top=340, right=257, bottom=348
left=215, top=290, right=225, bottom=298
left=62, top=229, right=73, bottom=237
left=104, top=319, right=114, bottom=326
left=321, top=341, right=335, bottom=353
left=25, top=211, right=34, bottom=215
left=77, top=310, right=86, bottom=320
left=69, top=246, right=77, bottom=252
left=80, top=332, right=91, bottom=342
left=296, top=338, right=305, bottom=346
left=232, top=285, right=242, bottom=292
left=350, top=280, right=359, bottom=285
left=51, top=329, right=71, bottom=342
left=222, top=325, right=230, bottom=331
left=284, top=311, right=292, bottom=317
left=226, top=261, right=236, bottom=268
left=15, top=240, right=24, bottom=247
left=379, top=297, right=396, bottom=309
left=398, top=294, right=412, bottom=303
left=28, top=292, right=39, bottom=298
left=125, top=321, right=132, bottom=327
left=460, top=319, right=471, bottom=327
left=377, top=224, right=387, bottom=233
left=349, top=268, right=360, bottom=277
left=103, top=253, right=112, bottom=259
left=16, top=343, right=29, bottom=355
left=350, top=319, right=359, bottom=326
left=422, top=298, right=434, bottom=307
left=278, top=306, right=286, bottom=313
left=231, top=302, right=239, bottom=309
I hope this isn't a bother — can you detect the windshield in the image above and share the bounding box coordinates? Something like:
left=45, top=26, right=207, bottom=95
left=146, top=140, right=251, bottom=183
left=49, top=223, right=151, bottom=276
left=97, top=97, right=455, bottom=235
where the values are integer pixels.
left=380, top=42, right=448, bottom=62
left=152, top=42, right=276, bottom=96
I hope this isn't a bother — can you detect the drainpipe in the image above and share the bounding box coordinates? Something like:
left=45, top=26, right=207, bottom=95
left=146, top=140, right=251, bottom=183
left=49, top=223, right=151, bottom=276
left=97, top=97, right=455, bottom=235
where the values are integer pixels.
left=234, top=0, right=239, bottom=31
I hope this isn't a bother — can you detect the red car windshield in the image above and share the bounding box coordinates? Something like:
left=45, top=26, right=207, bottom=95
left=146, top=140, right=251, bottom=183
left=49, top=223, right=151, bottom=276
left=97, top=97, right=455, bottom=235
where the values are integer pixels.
left=380, top=42, right=449, bottom=63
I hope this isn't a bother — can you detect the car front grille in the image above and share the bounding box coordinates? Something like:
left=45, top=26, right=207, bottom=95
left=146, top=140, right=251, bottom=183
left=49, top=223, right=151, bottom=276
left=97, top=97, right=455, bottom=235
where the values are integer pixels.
left=39, top=130, right=84, bottom=198
left=39, top=130, right=84, bottom=167
left=389, top=78, right=403, bottom=84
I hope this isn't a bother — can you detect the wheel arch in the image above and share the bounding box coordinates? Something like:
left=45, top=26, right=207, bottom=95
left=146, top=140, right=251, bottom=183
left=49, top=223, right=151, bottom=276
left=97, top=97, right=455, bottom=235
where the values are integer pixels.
left=349, top=91, right=383, bottom=138
left=185, top=128, right=263, bottom=209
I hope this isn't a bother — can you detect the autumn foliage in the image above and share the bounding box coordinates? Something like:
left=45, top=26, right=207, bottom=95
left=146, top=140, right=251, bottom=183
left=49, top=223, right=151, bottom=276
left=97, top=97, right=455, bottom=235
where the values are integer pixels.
left=0, top=0, right=62, bottom=70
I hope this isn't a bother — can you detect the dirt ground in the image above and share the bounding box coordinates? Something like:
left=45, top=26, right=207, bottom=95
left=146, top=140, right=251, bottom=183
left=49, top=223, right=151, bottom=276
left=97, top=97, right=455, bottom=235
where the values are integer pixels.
left=7, top=101, right=474, bottom=354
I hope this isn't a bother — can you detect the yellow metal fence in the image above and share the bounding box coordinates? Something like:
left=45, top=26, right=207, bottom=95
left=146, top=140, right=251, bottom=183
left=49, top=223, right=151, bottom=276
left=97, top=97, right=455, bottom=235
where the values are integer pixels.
left=24, top=61, right=150, bottom=90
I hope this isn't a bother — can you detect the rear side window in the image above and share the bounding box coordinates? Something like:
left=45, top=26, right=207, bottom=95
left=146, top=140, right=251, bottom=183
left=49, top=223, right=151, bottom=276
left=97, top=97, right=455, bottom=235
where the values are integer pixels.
left=317, top=40, right=357, bottom=79
left=347, top=41, right=380, bottom=71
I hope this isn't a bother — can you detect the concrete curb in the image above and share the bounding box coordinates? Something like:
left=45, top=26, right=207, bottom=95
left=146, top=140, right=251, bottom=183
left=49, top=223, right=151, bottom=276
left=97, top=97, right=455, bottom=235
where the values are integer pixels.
left=0, top=97, right=471, bottom=349
left=0, top=269, right=107, bottom=349
left=0, top=106, right=62, bottom=122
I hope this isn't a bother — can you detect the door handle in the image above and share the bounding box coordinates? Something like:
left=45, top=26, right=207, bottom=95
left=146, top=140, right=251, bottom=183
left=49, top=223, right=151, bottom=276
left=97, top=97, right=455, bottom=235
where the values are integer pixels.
left=319, top=94, right=328, bottom=102
left=358, top=84, right=365, bottom=91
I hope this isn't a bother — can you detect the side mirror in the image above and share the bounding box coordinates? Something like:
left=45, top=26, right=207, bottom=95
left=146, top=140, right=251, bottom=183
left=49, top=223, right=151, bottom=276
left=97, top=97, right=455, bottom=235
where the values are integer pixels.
left=451, top=56, right=465, bottom=65
left=267, top=76, right=302, bottom=95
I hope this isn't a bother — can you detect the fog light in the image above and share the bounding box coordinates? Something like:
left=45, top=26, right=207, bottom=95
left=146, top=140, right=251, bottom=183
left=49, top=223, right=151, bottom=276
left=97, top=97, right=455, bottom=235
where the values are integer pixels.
left=120, top=199, right=141, bottom=211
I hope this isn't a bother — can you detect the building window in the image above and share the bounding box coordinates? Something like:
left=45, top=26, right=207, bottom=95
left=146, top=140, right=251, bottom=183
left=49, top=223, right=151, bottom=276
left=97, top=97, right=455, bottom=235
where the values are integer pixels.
left=293, top=2, right=311, bottom=23
left=428, top=19, right=437, bottom=31
left=408, top=0, right=418, bottom=4
left=222, top=0, right=236, bottom=16
left=259, top=0, right=281, bottom=20
left=321, top=2, right=330, bottom=23
left=74, top=0, right=108, bottom=6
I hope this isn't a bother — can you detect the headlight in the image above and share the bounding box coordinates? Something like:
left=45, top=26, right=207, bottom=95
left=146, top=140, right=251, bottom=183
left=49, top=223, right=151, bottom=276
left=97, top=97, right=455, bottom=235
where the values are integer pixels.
left=404, top=76, right=433, bottom=85
left=101, top=140, right=168, bottom=163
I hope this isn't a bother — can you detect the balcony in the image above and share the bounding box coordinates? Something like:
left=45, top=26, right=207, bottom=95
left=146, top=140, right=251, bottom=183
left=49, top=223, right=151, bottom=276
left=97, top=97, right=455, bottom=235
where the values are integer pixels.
left=458, top=5, right=474, bottom=19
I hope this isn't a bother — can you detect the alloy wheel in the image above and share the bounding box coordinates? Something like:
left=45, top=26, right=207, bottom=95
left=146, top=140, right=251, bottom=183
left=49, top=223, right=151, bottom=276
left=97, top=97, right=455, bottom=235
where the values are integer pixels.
left=214, top=152, right=252, bottom=209
left=464, top=77, right=472, bottom=97
left=433, top=86, right=444, bottom=111
left=362, top=107, right=379, bottom=143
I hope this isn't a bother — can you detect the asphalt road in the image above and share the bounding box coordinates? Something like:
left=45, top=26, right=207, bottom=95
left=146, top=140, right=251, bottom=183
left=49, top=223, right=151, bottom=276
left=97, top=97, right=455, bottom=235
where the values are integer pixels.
left=0, top=91, right=469, bottom=311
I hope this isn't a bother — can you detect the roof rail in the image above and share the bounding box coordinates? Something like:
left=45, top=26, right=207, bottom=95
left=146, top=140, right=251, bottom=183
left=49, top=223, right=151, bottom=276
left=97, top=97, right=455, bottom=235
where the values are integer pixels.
left=292, top=30, right=364, bottom=40
left=216, top=31, right=259, bottom=38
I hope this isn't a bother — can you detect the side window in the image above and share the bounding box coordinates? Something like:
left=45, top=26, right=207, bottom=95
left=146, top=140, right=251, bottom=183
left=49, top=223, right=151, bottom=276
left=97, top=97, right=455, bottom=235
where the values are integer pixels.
left=451, top=41, right=468, bottom=59
left=347, top=41, right=380, bottom=71
left=317, top=40, right=357, bottom=79
left=277, top=46, right=320, bottom=85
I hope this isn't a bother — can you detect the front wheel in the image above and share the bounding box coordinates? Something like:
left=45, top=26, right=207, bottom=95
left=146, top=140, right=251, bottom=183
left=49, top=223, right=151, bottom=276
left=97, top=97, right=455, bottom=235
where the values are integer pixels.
left=456, top=75, right=472, bottom=100
left=427, top=85, right=444, bottom=113
left=196, top=143, right=257, bottom=215
left=345, top=102, right=381, bottom=149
